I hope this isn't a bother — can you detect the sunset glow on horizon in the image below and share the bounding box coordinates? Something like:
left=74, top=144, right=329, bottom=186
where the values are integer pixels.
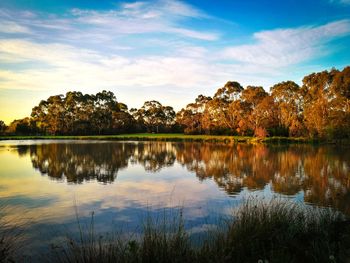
left=1, top=0, right=350, bottom=124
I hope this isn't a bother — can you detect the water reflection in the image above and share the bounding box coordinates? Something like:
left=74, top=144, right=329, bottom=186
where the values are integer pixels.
left=176, top=143, right=350, bottom=214
left=16, top=141, right=350, bottom=214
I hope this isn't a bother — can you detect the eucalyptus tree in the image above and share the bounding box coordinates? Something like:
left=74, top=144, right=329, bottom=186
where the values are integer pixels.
left=30, top=90, right=132, bottom=135
left=214, top=81, right=244, bottom=102
left=30, top=95, right=65, bottom=135
left=270, top=81, right=304, bottom=136
left=238, top=86, right=268, bottom=134
left=302, top=67, right=350, bottom=138
left=137, top=100, right=175, bottom=133
left=0, top=120, right=6, bottom=135
left=176, top=95, right=212, bottom=134
left=201, top=81, right=244, bottom=134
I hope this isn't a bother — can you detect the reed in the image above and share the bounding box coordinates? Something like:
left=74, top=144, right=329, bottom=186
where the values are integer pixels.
left=46, top=198, right=350, bottom=263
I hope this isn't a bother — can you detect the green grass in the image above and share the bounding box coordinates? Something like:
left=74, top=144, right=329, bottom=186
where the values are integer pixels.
left=2, top=133, right=349, bottom=144
left=0, top=133, right=317, bottom=144
left=45, top=199, right=350, bottom=263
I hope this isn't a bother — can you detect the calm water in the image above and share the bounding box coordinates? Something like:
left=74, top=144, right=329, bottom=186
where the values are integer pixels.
left=0, top=140, right=349, bottom=258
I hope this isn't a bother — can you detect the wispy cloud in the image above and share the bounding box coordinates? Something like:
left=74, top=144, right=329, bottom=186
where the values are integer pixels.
left=68, top=0, right=217, bottom=40
left=0, top=0, right=349, bottom=122
left=0, top=21, right=31, bottom=34
left=0, top=38, right=227, bottom=95
left=329, top=0, right=350, bottom=6
left=222, top=20, right=350, bottom=67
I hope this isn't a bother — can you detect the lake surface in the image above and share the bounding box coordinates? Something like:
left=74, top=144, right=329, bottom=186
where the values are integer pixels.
left=0, top=140, right=349, bottom=259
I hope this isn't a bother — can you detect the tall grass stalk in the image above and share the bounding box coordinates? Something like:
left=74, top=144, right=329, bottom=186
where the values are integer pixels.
left=200, top=198, right=350, bottom=262
left=48, top=199, right=350, bottom=263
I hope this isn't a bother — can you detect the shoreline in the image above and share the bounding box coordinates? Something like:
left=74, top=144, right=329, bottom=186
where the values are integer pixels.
left=0, top=133, right=348, bottom=144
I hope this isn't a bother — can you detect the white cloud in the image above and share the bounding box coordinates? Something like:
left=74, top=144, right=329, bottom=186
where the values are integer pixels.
left=0, top=0, right=350, bottom=121
left=0, top=21, right=31, bottom=34
left=0, top=39, right=103, bottom=67
left=67, top=0, right=216, bottom=40
left=0, top=39, right=225, bottom=94
left=0, top=0, right=218, bottom=43
left=222, top=20, right=350, bottom=67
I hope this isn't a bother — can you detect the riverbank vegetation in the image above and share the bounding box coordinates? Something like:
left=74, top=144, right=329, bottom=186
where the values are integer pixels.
left=2, top=198, right=350, bottom=262
left=0, top=133, right=316, bottom=144
left=1, top=66, right=349, bottom=140
left=44, top=199, right=350, bottom=263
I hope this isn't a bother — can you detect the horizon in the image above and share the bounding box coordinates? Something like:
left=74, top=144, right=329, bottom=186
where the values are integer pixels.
left=1, top=0, right=350, bottom=124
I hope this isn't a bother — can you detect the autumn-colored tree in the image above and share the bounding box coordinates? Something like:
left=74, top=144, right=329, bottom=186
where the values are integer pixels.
left=241, top=86, right=267, bottom=108
left=0, top=120, right=6, bottom=135
left=4, top=66, right=350, bottom=138
left=203, top=81, right=244, bottom=134
left=6, top=117, right=37, bottom=135
left=251, top=96, right=279, bottom=136
left=302, top=67, right=350, bottom=138
left=202, top=98, right=230, bottom=134
left=228, top=100, right=252, bottom=135
left=30, top=91, right=133, bottom=135
left=214, top=81, right=243, bottom=102
left=176, top=95, right=211, bottom=134
left=136, top=100, right=175, bottom=133
left=270, top=81, right=304, bottom=136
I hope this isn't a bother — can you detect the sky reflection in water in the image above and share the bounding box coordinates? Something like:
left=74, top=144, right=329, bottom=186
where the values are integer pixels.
left=0, top=140, right=349, bottom=257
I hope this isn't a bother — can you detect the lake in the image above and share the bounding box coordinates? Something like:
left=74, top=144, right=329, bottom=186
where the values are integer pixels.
left=0, top=140, right=349, bottom=259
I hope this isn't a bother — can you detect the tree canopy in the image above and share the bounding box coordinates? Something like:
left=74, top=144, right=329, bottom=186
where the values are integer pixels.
left=3, top=66, right=350, bottom=139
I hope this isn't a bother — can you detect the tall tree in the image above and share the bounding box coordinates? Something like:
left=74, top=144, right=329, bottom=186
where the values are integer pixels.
left=301, top=68, right=350, bottom=138
left=270, top=81, right=304, bottom=136
left=0, top=120, right=6, bottom=135
left=176, top=95, right=211, bottom=134
left=202, top=81, right=244, bottom=134
left=137, top=100, right=175, bottom=133
left=214, top=81, right=244, bottom=102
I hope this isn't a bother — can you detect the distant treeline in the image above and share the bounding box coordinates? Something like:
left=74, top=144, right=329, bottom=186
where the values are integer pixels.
left=0, top=66, right=349, bottom=138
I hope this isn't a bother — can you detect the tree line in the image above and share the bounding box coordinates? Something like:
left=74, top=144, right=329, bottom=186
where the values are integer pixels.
left=1, top=66, right=349, bottom=138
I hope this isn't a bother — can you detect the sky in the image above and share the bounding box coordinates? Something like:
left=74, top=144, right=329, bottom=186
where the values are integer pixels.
left=0, top=0, right=350, bottom=124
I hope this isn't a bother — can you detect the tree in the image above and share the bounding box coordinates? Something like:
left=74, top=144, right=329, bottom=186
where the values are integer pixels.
left=4, top=65, right=350, bottom=138
left=0, top=120, right=6, bottom=135
left=301, top=68, right=350, bottom=138
left=241, top=86, right=267, bottom=108
left=251, top=96, right=279, bottom=136
left=137, top=100, right=175, bottom=133
left=6, top=118, right=37, bottom=135
left=228, top=100, right=252, bottom=135
left=30, top=91, right=133, bottom=135
left=201, top=81, right=244, bottom=134
left=176, top=95, right=211, bottom=134
left=270, top=81, right=304, bottom=136
left=214, top=81, right=243, bottom=102
left=239, top=86, right=269, bottom=136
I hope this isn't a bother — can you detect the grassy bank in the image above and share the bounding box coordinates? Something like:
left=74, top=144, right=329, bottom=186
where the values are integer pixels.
left=43, top=199, right=350, bottom=263
left=0, top=133, right=324, bottom=144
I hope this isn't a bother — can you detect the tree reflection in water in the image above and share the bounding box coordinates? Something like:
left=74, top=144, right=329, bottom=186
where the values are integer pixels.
left=18, top=142, right=350, bottom=214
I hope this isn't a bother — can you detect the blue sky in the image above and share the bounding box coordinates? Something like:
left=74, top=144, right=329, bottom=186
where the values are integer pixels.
left=0, top=0, right=350, bottom=123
